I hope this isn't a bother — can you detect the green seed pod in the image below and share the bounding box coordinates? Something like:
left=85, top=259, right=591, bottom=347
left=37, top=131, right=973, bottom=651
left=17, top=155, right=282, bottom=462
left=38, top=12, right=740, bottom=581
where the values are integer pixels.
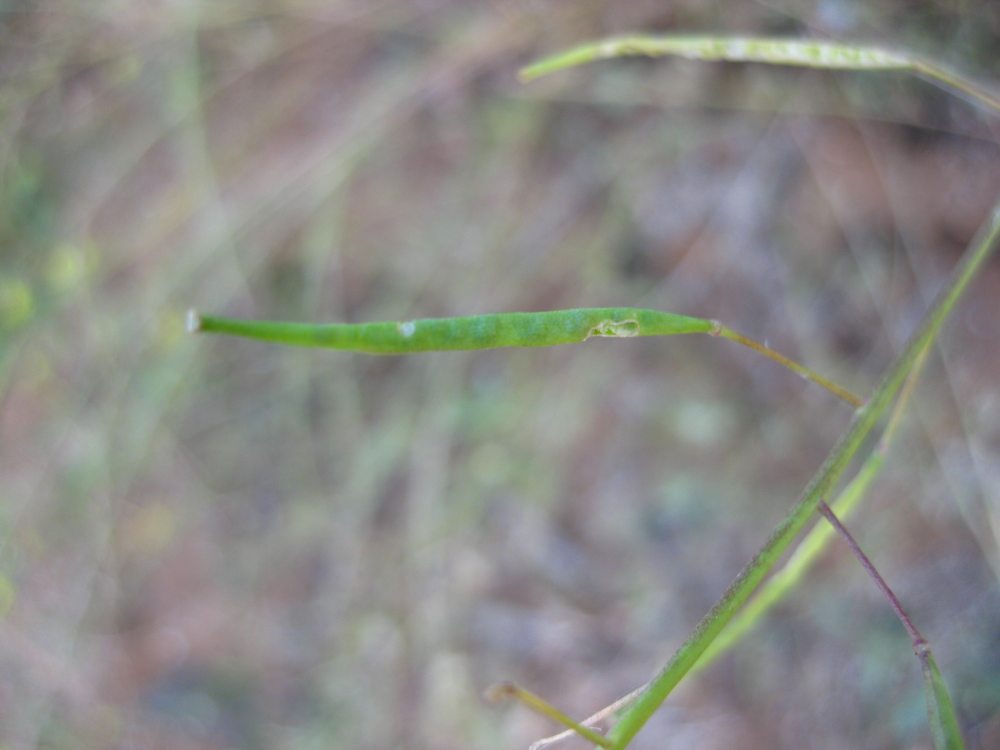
left=188, top=308, right=716, bottom=354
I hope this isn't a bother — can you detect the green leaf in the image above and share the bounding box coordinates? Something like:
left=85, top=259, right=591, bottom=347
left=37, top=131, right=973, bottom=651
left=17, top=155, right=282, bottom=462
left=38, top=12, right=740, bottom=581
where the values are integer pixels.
left=920, top=648, right=965, bottom=750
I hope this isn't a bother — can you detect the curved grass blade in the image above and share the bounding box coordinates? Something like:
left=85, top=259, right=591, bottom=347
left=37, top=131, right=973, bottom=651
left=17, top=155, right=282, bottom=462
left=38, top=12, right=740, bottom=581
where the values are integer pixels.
left=188, top=307, right=862, bottom=406
left=520, top=35, right=1000, bottom=115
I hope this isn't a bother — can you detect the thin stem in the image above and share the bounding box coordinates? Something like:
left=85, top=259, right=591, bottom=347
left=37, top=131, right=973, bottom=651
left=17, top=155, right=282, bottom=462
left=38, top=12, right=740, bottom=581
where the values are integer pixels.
left=528, top=687, right=645, bottom=750
left=817, top=500, right=924, bottom=647
left=914, top=59, right=1000, bottom=116
left=816, top=499, right=965, bottom=749
left=485, top=682, right=614, bottom=749
left=717, top=325, right=864, bottom=407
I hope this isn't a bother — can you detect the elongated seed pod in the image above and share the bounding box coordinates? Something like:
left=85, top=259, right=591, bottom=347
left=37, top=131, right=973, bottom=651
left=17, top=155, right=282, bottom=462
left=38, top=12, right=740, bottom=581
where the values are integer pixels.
left=188, top=308, right=717, bottom=354
left=519, top=36, right=913, bottom=82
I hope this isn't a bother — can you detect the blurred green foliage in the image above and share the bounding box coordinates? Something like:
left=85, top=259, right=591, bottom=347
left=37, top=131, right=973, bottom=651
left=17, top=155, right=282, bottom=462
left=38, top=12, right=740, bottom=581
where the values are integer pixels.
left=1, top=2, right=999, bottom=748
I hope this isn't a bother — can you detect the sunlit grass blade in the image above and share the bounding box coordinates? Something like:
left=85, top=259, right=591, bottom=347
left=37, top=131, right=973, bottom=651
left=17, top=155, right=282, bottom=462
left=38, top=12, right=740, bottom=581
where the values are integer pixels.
left=188, top=307, right=862, bottom=405
left=519, top=35, right=1000, bottom=115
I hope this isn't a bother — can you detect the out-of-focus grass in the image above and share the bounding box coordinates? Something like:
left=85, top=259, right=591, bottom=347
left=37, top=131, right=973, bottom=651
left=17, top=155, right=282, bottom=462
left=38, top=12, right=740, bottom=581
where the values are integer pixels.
left=2, top=2, right=999, bottom=749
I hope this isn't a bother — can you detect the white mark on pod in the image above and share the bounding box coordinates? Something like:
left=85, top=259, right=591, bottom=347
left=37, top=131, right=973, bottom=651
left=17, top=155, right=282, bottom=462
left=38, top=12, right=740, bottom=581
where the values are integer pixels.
left=398, top=321, right=416, bottom=338
left=587, top=319, right=640, bottom=339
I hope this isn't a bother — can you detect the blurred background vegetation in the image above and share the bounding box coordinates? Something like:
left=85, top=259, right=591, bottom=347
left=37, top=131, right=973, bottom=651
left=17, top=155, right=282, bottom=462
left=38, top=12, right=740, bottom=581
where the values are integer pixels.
left=2, top=1, right=1000, bottom=748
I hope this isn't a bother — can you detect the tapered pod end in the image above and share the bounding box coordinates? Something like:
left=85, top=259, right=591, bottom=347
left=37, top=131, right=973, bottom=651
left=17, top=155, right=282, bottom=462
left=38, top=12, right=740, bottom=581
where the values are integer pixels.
left=484, top=681, right=517, bottom=703
left=186, top=309, right=204, bottom=334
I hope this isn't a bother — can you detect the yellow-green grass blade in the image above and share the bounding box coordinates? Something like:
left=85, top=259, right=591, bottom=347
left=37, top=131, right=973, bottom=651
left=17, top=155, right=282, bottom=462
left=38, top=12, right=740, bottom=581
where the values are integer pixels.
left=520, top=35, right=1000, bottom=115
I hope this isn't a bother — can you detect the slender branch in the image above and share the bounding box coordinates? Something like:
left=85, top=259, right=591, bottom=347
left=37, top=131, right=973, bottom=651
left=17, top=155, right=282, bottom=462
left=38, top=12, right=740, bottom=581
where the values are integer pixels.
left=817, top=499, right=965, bottom=749
left=817, top=500, right=924, bottom=647
left=717, top=325, right=863, bottom=407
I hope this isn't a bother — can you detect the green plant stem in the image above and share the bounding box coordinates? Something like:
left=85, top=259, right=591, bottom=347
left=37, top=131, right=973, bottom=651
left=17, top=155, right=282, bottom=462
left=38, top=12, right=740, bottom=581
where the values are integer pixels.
left=693, top=340, right=931, bottom=671
left=716, top=325, right=862, bottom=407
left=607, top=199, right=1000, bottom=748
left=818, top=500, right=923, bottom=644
